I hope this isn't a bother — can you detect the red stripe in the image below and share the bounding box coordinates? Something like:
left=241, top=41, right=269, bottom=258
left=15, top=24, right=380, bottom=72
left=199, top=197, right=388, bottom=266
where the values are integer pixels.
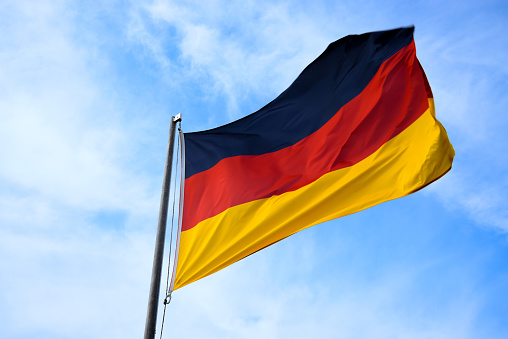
left=182, top=41, right=428, bottom=232
left=418, top=60, right=433, bottom=98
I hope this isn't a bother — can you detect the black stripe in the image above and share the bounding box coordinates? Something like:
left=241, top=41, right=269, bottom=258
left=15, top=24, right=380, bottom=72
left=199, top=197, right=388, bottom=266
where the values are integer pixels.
left=184, top=27, right=414, bottom=178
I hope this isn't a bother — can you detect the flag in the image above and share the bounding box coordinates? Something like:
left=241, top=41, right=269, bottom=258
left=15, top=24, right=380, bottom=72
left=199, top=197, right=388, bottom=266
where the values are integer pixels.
left=173, top=27, right=454, bottom=290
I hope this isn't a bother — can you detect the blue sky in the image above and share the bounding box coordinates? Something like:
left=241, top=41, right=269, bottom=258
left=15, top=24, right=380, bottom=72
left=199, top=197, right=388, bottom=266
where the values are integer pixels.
left=1, top=0, right=508, bottom=338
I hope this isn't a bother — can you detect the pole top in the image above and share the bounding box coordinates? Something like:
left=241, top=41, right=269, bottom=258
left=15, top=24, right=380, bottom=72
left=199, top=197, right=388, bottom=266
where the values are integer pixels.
left=173, top=113, right=182, bottom=122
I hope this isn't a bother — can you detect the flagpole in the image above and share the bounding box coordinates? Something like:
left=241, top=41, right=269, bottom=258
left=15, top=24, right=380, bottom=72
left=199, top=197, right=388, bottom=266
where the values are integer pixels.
left=144, top=113, right=182, bottom=339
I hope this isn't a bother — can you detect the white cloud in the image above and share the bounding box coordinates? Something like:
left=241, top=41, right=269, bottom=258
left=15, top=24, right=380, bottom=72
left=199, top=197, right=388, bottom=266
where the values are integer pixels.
left=0, top=199, right=154, bottom=338
left=418, top=16, right=508, bottom=233
left=0, top=0, right=156, bottom=213
left=427, top=169, right=508, bottom=232
left=129, top=0, right=335, bottom=119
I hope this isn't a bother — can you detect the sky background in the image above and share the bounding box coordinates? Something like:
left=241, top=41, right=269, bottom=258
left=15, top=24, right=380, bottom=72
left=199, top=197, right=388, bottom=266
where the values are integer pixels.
left=1, top=0, right=508, bottom=338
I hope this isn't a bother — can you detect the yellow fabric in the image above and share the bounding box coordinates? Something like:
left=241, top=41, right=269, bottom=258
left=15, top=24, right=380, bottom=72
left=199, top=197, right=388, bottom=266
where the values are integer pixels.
left=174, top=99, right=454, bottom=290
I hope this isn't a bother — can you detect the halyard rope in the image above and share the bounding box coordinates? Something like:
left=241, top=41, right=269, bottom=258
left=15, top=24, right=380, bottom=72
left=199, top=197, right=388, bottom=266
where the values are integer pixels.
left=159, top=122, right=181, bottom=339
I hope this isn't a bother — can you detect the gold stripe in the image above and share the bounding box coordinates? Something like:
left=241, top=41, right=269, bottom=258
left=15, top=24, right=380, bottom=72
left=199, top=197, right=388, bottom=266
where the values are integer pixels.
left=174, top=99, right=454, bottom=290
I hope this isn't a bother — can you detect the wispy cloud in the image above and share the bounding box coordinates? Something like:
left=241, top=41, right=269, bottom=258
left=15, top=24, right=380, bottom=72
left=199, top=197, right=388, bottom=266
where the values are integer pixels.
left=0, top=196, right=153, bottom=338
left=0, top=0, right=156, bottom=213
left=418, top=9, right=508, bottom=232
left=427, top=170, right=508, bottom=232
left=128, top=0, right=335, bottom=120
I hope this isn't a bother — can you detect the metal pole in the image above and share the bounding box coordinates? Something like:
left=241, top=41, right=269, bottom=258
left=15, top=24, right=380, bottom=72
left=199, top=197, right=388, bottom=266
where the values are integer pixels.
left=144, top=114, right=181, bottom=339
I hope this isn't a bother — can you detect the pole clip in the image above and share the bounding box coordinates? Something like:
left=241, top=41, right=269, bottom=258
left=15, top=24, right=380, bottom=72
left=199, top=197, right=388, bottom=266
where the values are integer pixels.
left=173, top=113, right=182, bottom=122
left=163, top=293, right=172, bottom=305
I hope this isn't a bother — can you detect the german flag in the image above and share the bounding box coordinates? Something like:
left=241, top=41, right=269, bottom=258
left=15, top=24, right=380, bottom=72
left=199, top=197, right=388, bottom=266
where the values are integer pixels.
left=173, top=27, right=454, bottom=290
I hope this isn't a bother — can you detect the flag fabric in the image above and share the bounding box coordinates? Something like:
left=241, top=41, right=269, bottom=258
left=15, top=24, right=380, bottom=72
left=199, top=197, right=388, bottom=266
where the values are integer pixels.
left=173, top=27, right=454, bottom=290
